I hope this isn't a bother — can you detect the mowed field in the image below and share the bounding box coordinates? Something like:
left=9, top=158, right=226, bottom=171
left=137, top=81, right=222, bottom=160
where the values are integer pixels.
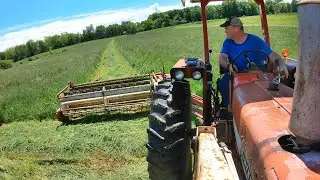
left=0, top=13, right=298, bottom=179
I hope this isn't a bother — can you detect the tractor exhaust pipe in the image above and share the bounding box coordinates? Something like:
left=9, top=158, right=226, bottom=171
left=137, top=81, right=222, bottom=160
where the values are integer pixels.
left=289, top=0, right=320, bottom=146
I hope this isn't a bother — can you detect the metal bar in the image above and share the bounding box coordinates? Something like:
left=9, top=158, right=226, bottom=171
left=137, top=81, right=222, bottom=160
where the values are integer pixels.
left=220, top=142, right=240, bottom=180
left=107, top=91, right=151, bottom=103
left=192, top=105, right=203, bottom=118
left=61, top=91, right=151, bottom=108
left=201, top=0, right=210, bottom=64
left=65, top=102, right=150, bottom=117
left=259, top=1, right=271, bottom=46
left=194, top=112, right=203, bottom=120
left=66, top=99, right=150, bottom=111
left=200, top=0, right=212, bottom=125
left=71, top=74, right=149, bottom=88
left=192, top=94, right=203, bottom=106
left=63, top=79, right=150, bottom=96
left=56, top=84, right=70, bottom=98
left=66, top=102, right=150, bottom=113
left=103, top=84, right=150, bottom=96
left=60, top=83, right=150, bottom=102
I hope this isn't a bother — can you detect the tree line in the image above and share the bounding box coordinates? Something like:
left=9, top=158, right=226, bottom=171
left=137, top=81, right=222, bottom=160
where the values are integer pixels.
left=0, top=0, right=297, bottom=66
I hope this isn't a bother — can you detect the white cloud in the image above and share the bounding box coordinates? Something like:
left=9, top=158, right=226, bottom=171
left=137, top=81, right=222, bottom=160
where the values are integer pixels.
left=0, top=1, right=220, bottom=52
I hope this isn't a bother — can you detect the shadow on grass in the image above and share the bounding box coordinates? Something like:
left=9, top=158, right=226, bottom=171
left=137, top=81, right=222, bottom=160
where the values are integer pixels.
left=0, top=112, right=5, bottom=126
left=37, top=158, right=79, bottom=166
left=59, top=111, right=149, bottom=126
left=0, top=166, right=7, bottom=173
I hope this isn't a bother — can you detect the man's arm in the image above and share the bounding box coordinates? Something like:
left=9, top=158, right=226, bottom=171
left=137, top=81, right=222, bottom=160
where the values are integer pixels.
left=220, top=39, right=230, bottom=70
left=269, top=51, right=285, bottom=66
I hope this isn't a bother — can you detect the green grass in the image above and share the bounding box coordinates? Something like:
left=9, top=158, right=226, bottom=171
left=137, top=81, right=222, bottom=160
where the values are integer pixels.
left=0, top=13, right=298, bottom=179
left=0, top=37, right=149, bottom=179
left=92, top=39, right=138, bottom=81
left=0, top=39, right=110, bottom=123
left=0, top=115, right=148, bottom=179
left=204, top=13, right=297, bottom=26
left=115, top=13, right=298, bottom=95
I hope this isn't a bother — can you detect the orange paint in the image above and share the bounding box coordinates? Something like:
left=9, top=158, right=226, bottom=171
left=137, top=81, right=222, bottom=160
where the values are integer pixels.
left=282, top=49, right=289, bottom=58
left=231, top=73, right=320, bottom=179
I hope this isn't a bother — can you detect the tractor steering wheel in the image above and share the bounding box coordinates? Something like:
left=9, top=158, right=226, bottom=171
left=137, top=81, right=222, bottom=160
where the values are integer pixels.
left=230, top=49, right=270, bottom=72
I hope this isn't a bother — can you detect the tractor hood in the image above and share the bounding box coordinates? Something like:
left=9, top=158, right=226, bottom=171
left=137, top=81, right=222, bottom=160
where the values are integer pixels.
left=231, top=72, right=320, bottom=179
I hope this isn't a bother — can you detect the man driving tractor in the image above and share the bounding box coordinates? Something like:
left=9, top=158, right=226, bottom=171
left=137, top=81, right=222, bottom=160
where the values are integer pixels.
left=218, top=16, right=289, bottom=107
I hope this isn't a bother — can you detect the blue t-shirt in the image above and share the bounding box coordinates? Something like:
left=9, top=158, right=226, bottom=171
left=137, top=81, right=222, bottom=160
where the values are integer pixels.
left=220, top=34, right=272, bottom=72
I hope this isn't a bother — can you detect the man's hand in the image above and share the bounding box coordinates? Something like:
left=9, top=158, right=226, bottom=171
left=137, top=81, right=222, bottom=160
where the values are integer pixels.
left=219, top=53, right=229, bottom=70
left=228, top=63, right=238, bottom=76
left=220, top=53, right=238, bottom=76
left=269, top=52, right=289, bottom=79
left=278, top=65, right=289, bottom=79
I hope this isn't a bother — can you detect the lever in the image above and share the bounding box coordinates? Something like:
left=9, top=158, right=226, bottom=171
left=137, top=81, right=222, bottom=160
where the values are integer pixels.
left=268, top=59, right=281, bottom=91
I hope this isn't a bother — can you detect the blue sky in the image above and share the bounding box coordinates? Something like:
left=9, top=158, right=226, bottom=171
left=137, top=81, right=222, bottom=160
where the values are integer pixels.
left=0, top=0, right=292, bottom=51
left=1, top=0, right=191, bottom=51
left=0, top=0, right=178, bottom=30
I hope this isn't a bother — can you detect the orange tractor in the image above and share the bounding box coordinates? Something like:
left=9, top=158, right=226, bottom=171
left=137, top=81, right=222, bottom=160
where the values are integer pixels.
left=54, top=0, right=319, bottom=179
left=146, top=0, right=320, bottom=179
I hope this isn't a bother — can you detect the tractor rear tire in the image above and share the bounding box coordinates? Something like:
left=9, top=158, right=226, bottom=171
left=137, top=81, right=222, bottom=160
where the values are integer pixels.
left=146, top=79, right=192, bottom=180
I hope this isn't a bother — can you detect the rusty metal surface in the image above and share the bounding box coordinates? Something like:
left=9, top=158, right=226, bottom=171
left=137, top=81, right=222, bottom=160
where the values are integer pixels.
left=192, top=94, right=203, bottom=106
left=255, top=81, right=294, bottom=113
left=199, top=0, right=211, bottom=126
left=172, top=59, right=187, bottom=68
left=192, top=104, right=204, bottom=120
left=233, top=73, right=259, bottom=87
left=258, top=0, right=271, bottom=45
left=231, top=73, right=320, bottom=179
left=192, top=94, right=204, bottom=120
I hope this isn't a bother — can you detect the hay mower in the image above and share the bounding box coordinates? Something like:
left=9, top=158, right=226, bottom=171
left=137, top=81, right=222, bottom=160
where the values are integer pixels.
left=55, top=0, right=320, bottom=179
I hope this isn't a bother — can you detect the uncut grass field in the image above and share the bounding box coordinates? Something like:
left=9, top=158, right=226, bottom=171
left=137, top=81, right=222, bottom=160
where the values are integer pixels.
left=0, top=13, right=298, bottom=179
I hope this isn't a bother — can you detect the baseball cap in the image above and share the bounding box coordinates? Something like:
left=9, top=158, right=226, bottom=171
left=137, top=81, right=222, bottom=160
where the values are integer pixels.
left=220, top=16, right=243, bottom=27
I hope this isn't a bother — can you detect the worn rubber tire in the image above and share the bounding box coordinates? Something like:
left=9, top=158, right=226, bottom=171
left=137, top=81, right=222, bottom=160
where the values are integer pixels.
left=146, top=79, right=192, bottom=180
